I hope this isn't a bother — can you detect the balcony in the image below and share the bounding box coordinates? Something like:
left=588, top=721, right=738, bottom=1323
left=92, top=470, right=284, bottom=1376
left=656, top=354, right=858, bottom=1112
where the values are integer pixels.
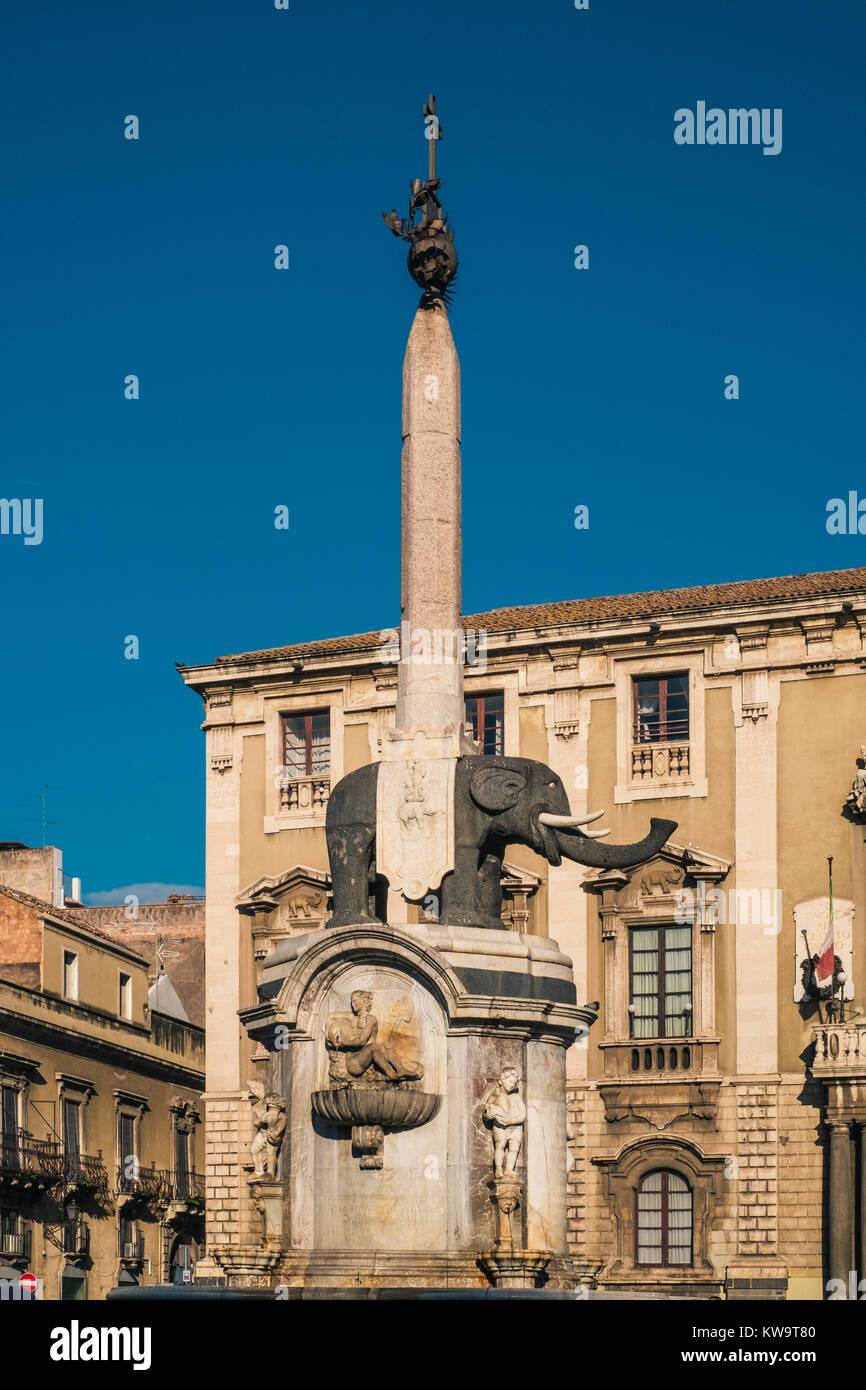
left=119, top=1231, right=144, bottom=1262
left=0, top=1135, right=65, bottom=1191
left=64, top=1151, right=109, bottom=1196
left=169, top=1169, right=204, bottom=1202
left=631, top=742, right=690, bottom=783
left=812, top=1021, right=866, bottom=1078
left=116, top=1163, right=167, bottom=1204
left=599, top=1038, right=720, bottom=1080
left=278, top=775, right=329, bottom=815
left=0, top=1226, right=31, bottom=1262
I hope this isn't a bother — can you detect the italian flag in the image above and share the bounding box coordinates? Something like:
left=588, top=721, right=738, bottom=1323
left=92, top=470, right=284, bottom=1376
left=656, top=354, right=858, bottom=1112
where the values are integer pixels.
left=815, top=866, right=835, bottom=989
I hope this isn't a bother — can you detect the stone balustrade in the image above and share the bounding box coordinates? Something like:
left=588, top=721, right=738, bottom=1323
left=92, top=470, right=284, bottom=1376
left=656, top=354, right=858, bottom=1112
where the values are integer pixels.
left=278, top=776, right=330, bottom=814
left=631, top=742, right=690, bottom=783
left=812, top=1021, right=866, bottom=1075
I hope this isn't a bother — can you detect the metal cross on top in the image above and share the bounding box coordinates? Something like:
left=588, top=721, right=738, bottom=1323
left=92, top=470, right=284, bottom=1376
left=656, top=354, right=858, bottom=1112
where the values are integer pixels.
left=423, top=93, right=442, bottom=181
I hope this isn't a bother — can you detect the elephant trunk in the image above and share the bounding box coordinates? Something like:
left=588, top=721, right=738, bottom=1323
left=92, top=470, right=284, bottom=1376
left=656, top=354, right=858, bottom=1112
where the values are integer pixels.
left=552, top=817, right=678, bottom=870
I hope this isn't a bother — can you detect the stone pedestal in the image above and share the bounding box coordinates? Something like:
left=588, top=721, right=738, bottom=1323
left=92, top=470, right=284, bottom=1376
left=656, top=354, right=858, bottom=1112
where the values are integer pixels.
left=249, top=1176, right=283, bottom=1248
left=238, top=920, right=592, bottom=1291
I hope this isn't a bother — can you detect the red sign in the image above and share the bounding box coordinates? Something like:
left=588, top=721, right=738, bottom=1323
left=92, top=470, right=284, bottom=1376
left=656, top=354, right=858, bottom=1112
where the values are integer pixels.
left=19, top=1272, right=38, bottom=1294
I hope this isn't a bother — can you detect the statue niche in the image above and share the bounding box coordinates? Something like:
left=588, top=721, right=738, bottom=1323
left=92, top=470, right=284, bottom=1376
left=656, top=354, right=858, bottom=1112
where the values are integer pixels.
left=311, top=990, right=440, bottom=1169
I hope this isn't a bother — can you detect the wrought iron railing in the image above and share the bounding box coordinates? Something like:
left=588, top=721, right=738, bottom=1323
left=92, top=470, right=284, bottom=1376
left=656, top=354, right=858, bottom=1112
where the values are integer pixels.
left=116, top=1163, right=165, bottom=1201
left=0, top=1135, right=66, bottom=1186
left=61, top=1217, right=89, bottom=1257
left=64, top=1151, right=109, bottom=1193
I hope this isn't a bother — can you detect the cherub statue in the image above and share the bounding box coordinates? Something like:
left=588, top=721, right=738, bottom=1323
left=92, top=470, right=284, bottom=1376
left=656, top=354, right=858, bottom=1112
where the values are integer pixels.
left=249, top=1082, right=287, bottom=1179
left=483, top=1067, right=526, bottom=1179
left=845, top=746, right=866, bottom=818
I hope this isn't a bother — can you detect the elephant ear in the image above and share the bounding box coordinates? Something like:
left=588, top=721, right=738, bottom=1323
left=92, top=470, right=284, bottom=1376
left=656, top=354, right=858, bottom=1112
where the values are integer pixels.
left=470, top=765, right=527, bottom=813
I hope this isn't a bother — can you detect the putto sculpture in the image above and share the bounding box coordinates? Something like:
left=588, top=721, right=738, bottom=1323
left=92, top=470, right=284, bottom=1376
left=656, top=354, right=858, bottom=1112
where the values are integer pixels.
left=248, top=1082, right=287, bottom=1179
left=843, top=745, right=866, bottom=820
left=483, top=1067, right=526, bottom=1179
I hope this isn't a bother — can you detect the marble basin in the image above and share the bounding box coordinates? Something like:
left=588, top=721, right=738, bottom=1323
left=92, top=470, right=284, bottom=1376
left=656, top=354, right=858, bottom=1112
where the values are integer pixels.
left=311, top=1086, right=440, bottom=1129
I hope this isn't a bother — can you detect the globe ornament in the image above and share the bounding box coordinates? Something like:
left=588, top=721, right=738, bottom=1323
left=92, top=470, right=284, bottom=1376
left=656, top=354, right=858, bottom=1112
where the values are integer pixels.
left=407, top=225, right=458, bottom=295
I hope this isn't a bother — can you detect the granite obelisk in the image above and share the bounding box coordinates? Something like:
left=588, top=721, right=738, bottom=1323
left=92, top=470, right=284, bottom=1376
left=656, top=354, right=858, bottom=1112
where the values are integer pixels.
left=397, top=301, right=463, bottom=736
left=377, top=94, right=469, bottom=906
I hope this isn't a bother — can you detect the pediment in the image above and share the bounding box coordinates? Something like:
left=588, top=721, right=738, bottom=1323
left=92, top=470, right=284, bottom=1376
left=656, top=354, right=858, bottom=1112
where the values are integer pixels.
left=583, top=841, right=731, bottom=907
left=237, top=865, right=331, bottom=956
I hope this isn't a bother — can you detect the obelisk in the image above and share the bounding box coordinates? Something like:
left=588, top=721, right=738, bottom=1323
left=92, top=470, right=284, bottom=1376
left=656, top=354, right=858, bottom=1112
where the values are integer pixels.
left=378, top=95, right=470, bottom=905
left=397, top=299, right=463, bottom=735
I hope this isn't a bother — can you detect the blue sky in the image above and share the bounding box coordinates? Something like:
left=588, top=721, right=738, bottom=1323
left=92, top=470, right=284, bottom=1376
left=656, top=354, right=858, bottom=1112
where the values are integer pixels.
left=1, top=0, right=863, bottom=899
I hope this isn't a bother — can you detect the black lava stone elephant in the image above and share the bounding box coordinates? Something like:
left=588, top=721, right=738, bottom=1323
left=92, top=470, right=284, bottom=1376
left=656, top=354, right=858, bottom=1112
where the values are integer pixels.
left=325, top=755, right=676, bottom=931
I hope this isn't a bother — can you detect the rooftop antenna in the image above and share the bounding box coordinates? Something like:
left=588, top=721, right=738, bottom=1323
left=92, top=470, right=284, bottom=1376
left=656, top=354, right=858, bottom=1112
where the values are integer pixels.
left=23, top=784, right=61, bottom=847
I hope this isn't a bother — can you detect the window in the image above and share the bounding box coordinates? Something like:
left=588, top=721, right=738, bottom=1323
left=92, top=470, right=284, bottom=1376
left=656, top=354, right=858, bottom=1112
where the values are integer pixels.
left=630, top=926, right=692, bottom=1039
left=465, top=692, right=504, bottom=756
left=0, top=1207, right=25, bottom=1258
left=633, top=675, right=689, bottom=745
left=636, top=1170, right=693, bottom=1266
left=1, top=1084, right=18, bottom=1167
left=282, top=711, right=330, bottom=778
left=174, top=1125, right=190, bottom=1198
left=63, top=1098, right=81, bottom=1174
left=118, top=1112, right=136, bottom=1185
left=63, top=950, right=79, bottom=1001
left=118, top=972, right=132, bottom=1019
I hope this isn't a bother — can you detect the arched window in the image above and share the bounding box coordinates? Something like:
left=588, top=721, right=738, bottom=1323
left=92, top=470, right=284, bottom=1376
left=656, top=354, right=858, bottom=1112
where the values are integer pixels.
left=635, top=1169, right=693, bottom=1267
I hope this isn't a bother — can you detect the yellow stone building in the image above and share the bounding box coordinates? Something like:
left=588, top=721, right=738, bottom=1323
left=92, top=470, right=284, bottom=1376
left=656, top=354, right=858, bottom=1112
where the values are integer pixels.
left=180, top=562, right=866, bottom=1299
left=0, top=885, right=205, bottom=1299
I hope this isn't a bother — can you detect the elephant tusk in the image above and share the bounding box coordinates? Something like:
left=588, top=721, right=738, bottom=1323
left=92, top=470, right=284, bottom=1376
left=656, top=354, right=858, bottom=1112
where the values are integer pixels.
left=582, top=828, right=610, bottom=839
left=538, top=810, right=605, bottom=829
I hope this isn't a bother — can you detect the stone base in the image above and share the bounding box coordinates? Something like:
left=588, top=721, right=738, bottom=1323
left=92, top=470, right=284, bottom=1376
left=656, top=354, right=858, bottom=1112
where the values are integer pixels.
left=210, top=1244, right=282, bottom=1281
left=479, top=1250, right=551, bottom=1290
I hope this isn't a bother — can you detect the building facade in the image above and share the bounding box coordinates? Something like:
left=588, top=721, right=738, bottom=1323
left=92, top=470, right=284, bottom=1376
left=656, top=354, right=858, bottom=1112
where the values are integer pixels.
left=180, top=562, right=866, bottom=1298
left=0, top=887, right=205, bottom=1298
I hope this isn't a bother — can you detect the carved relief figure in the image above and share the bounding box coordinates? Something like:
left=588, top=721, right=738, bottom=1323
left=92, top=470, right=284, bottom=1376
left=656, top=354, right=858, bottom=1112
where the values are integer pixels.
left=483, top=1067, right=526, bottom=1178
left=249, top=1082, right=287, bottom=1178
left=844, top=746, right=866, bottom=818
left=325, top=991, right=424, bottom=1087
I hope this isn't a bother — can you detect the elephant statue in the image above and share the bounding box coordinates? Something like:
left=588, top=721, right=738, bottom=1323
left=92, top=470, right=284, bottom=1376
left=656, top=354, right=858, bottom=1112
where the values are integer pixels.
left=325, top=755, right=676, bottom=931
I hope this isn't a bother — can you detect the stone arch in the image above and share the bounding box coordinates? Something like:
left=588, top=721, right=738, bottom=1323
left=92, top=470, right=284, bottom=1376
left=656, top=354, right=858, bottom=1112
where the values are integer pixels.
left=593, top=1134, right=726, bottom=1282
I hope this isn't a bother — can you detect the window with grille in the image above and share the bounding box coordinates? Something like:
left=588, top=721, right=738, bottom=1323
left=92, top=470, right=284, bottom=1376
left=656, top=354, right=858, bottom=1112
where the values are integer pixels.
left=282, top=712, right=331, bottom=778
left=630, top=925, right=692, bottom=1039
left=465, top=693, right=504, bottom=755
left=633, top=675, right=689, bottom=745
left=63, top=1099, right=81, bottom=1156
left=635, top=1170, right=693, bottom=1266
left=118, top=1112, right=136, bottom=1178
left=174, top=1126, right=190, bottom=1197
